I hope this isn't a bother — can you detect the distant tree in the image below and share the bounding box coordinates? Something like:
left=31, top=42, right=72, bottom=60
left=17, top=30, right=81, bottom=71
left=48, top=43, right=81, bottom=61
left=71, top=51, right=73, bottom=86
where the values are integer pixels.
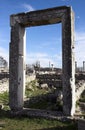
left=32, top=61, right=40, bottom=69
left=32, top=61, right=40, bottom=72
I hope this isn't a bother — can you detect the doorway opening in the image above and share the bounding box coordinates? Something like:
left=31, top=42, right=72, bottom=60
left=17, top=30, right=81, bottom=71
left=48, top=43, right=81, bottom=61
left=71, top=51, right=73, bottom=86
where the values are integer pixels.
left=24, top=24, right=63, bottom=111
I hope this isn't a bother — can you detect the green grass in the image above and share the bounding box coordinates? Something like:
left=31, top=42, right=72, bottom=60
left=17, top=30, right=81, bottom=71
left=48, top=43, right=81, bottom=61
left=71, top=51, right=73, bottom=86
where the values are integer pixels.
left=25, top=80, right=51, bottom=98
left=25, top=80, right=63, bottom=110
left=0, top=82, right=78, bottom=130
left=0, top=91, right=9, bottom=104
left=0, top=91, right=9, bottom=110
left=24, top=95, right=63, bottom=111
left=25, top=88, right=49, bottom=98
left=0, top=114, right=77, bottom=130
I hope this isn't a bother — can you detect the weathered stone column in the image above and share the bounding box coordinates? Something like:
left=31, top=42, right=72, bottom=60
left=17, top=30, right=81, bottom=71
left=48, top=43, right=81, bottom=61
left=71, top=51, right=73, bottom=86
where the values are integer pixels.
left=62, top=7, right=75, bottom=116
left=75, top=61, right=77, bottom=72
left=83, top=61, right=85, bottom=72
left=9, top=18, right=26, bottom=111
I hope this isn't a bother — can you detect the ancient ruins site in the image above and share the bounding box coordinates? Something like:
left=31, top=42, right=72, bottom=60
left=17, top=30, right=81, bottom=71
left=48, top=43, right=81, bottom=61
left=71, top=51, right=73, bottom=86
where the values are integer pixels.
left=9, top=6, right=75, bottom=116
left=0, top=5, right=85, bottom=130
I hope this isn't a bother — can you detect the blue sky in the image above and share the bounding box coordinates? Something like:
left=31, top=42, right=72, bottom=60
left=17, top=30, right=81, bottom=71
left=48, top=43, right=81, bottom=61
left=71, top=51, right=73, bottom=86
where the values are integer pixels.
left=0, top=0, right=85, bottom=67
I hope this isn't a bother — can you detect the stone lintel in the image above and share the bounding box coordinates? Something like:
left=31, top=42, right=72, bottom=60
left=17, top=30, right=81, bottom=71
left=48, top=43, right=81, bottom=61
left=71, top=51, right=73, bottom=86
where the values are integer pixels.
left=10, top=6, right=72, bottom=27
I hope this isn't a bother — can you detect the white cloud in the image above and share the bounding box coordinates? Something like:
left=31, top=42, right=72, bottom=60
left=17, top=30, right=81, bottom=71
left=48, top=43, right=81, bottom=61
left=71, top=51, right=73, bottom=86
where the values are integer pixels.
left=22, top=3, right=35, bottom=12
left=26, top=31, right=85, bottom=68
left=26, top=52, right=60, bottom=67
left=27, top=52, right=48, bottom=58
left=75, top=32, right=85, bottom=42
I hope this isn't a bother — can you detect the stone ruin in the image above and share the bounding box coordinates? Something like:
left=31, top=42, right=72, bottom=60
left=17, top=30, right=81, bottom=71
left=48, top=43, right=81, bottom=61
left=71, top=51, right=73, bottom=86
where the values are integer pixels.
left=9, top=6, right=75, bottom=116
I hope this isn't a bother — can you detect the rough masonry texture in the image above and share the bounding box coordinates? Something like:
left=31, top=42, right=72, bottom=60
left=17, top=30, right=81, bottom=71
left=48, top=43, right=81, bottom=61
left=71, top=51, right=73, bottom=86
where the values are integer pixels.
left=9, top=6, right=75, bottom=116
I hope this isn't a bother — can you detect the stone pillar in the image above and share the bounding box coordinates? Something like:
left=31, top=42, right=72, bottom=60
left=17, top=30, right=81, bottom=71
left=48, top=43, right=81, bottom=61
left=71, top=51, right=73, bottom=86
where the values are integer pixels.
left=83, top=61, right=85, bottom=72
left=75, top=61, right=77, bottom=72
left=49, top=61, right=51, bottom=68
left=62, top=7, right=75, bottom=116
left=9, top=21, right=26, bottom=111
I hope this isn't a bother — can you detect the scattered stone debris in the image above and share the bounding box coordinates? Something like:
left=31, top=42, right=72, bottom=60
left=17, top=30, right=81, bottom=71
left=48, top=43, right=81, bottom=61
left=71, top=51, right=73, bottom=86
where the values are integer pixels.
left=0, top=78, right=9, bottom=94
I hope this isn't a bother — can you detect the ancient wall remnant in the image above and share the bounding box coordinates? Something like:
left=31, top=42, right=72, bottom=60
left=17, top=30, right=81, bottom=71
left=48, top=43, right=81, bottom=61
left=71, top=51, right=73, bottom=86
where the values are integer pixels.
left=9, top=6, right=75, bottom=116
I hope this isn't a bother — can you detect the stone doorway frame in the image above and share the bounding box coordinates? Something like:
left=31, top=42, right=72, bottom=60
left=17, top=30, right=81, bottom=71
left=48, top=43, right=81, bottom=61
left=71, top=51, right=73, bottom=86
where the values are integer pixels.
left=9, top=6, right=75, bottom=116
